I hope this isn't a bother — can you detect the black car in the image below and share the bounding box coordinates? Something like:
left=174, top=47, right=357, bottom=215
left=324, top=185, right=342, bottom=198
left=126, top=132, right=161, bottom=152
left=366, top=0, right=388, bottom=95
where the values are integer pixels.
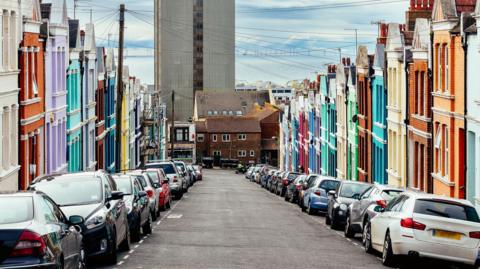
left=285, top=174, right=307, bottom=203
left=0, top=191, right=85, bottom=269
left=326, top=181, right=372, bottom=230
left=113, top=175, right=152, bottom=242
left=30, top=171, right=130, bottom=264
left=277, top=172, right=300, bottom=197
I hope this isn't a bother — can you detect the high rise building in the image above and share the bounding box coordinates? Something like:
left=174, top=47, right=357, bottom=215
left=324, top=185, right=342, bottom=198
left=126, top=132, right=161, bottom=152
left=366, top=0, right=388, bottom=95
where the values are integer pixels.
left=155, top=0, right=235, bottom=122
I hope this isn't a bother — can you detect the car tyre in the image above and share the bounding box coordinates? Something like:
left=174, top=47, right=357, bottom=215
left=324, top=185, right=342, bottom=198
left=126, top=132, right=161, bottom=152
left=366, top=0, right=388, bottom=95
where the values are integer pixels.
left=363, top=220, right=374, bottom=254
left=151, top=209, right=157, bottom=222
left=307, top=202, right=315, bottom=215
left=344, top=215, right=355, bottom=238
left=143, top=214, right=153, bottom=235
left=119, top=225, right=130, bottom=251
left=325, top=213, right=331, bottom=225
left=382, top=232, right=396, bottom=267
left=77, top=246, right=86, bottom=269
left=105, top=232, right=117, bottom=265
left=131, top=222, right=141, bottom=242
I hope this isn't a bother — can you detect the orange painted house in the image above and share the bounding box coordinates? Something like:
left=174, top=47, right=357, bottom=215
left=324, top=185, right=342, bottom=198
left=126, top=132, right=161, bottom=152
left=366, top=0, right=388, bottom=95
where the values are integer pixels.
left=19, top=0, right=46, bottom=189
left=431, top=0, right=475, bottom=198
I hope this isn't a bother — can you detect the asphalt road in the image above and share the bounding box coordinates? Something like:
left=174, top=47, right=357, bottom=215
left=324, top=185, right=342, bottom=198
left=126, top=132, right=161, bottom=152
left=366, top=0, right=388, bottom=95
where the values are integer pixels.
left=91, top=169, right=464, bottom=269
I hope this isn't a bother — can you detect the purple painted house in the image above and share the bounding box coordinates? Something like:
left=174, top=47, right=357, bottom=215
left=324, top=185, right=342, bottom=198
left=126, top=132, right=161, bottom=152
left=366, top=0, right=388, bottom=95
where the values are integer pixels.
left=41, top=0, right=68, bottom=174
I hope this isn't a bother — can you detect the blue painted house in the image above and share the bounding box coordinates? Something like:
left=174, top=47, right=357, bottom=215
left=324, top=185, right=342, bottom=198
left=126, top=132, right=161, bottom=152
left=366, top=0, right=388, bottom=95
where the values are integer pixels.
left=327, top=67, right=337, bottom=177
left=67, top=19, right=82, bottom=172
left=372, top=44, right=388, bottom=184
left=320, top=75, right=328, bottom=175
left=105, top=48, right=116, bottom=173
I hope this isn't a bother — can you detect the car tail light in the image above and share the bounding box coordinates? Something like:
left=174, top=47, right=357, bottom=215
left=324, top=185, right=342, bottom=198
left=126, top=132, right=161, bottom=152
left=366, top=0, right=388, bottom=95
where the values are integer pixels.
left=469, top=232, right=480, bottom=239
left=10, top=230, right=46, bottom=257
left=400, top=218, right=426, bottom=230
left=146, top=189, right=154, bottom=198
left=173, top=176, right=178, bottom=182
left=282, top=179, right=289, bottom=186
left=314, top=190, right=321, bottom=196
left=376, top=199, right=387, bottom=208
left=296, top=185, right=302, bottom=191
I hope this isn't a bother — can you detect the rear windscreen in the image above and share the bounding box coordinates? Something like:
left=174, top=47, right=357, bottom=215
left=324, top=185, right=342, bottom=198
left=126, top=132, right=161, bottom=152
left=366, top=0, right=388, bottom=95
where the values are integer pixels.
left=414, top=199, right=480, bottom=223
left=319, top=180, right=340, bottom=192
left=287, top=173, right=299, bottom=180
left=0, top=197, right=33, bottom=224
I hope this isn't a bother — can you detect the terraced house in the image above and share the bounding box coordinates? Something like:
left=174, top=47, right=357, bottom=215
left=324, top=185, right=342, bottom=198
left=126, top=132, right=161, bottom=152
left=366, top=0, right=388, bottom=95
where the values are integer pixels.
left=66, top=19, right=82, bottom=172
left=386, top=23, right=408, bottom=188
left=346, top=63, right=358, bottom=181
left=19, top=0, right=45, bottom=189
left=105, top=48, right=116, bottom=173
left=356, top=46, right=372, bottom=183
left=431, top=0, right=475, bottom=198
left=95, top=47, right=107, bottom=170
left=335, top=60, right=349, bottom=179
left=42, top=0, right=68, bottom=174
left=1, top=0, right=21, bottom=190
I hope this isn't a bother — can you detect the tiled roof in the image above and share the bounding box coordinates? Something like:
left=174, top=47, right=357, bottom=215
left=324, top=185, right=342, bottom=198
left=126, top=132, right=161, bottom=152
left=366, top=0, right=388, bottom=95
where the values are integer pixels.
left=195, top=91, right=271, bottom=118
left=202, top=117, right=261, bottom=133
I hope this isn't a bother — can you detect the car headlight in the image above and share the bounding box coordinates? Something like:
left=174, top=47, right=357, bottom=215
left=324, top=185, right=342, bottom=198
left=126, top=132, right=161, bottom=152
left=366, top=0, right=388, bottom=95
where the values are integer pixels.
left=85, top=212, right=106, bottom=229
left=339, top=204, right=347, bottom=211
left=333, top=203, right=339, bottom=209
left=126, top=204, right=133, bottom=214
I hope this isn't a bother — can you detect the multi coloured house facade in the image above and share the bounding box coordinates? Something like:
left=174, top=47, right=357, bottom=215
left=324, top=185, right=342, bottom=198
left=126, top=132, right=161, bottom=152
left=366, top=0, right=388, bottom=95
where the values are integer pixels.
left=96, top=47, right=107, bottom=170
left=66, top=19, right=82, bottom=172
left=19, top=0, right=45, bottom=190
left=42, top=0, right=68, bottom=175
left=1, top=0, right=21, bottom=190
left=335, top=61, right=348, bottom=179
left=105, top=48, right=116, bottom=173
left=346, top=64, right=358, bottom=181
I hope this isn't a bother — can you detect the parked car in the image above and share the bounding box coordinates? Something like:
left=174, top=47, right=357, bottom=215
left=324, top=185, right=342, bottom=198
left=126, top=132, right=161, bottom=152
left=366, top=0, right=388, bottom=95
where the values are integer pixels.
left=266, top=170, right=280, bottom=191
left=325, top=181, right=372, bottom=230
left=298, top=174, right=320, bottom=208
left=192, top=165, right=203, bottom=180
left=144, top=168, right=172, bottom=211
left=277, top=172, right=300, bottom=197
left=129, top=171, right=160, bottom=221
left=30, top=172, right=130, bottom=264
left=261, top=169, right=275, bottom=188
left=0, top=191, right=85, bottom=269
left=174, top=161, right=191, bottom=191
left=285, top=174, right=307, bottom=203
left=344, top=184, right=403, bottom=238
left=270, top=171, right=284, bottom=193
left=246, top=166, right=255, bottom=180
left=365, top=192, right=480, bottom=267
left=186, top=165, right=197, bottom=184
left=302, top=176, right=341, bottom=215
left=112, top=174, right=152, bottom=242
left=146, top=161, right=184, bottom=199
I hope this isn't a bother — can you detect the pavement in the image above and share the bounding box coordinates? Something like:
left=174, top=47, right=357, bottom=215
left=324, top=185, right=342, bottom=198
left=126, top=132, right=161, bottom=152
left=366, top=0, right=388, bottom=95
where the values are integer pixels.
left=91, top=169, right=465, bottom=269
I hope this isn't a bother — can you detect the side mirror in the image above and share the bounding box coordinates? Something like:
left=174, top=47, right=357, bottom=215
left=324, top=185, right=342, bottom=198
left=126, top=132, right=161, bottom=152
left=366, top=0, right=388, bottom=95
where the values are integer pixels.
left=163, top=179, right=169, bottom=184
left=328, top=190, right=336, bottom=197
left=110, top=191, right=124, bottom=201
left=153, top=183, right=161, bottom=188
left=374, top=206, right=385, bottom=213
left=68, top=215, right=84, bottom=225
left=138, top=191, right=147, bottom=198
left=353, top=193, right=361, bottom=200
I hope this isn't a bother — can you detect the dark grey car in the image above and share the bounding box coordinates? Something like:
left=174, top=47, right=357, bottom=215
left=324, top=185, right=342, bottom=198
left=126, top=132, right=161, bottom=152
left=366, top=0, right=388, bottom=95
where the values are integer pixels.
left=344, top=184, right=403, bottom=238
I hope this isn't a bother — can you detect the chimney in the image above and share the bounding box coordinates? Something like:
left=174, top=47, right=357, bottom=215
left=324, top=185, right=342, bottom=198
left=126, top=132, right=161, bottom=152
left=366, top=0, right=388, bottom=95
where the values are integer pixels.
left=346, top=58, right=351, bottom=66
left=342, top=58, right=346, bottom=66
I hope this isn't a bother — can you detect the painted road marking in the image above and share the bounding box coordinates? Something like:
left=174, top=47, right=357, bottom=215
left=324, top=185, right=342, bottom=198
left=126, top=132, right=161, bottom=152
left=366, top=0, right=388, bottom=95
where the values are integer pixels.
left=123, top=255, right=129, bottom=260
left=117, top=261, right=124, bottom=265
left=167, top=214, right=183, bottom=219
left=129, top=250, right=134, bottom=254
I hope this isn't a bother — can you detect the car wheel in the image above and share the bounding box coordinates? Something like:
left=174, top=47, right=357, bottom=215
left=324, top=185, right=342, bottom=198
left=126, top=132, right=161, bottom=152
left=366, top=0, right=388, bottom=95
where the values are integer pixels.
left=119, top=225, right=130, bottom=251
left=284, top=194, right=289, bottom=201
left=105, top=231, right=117, bottom=265
left=325, top=212, right=331, bottom=225
left=151, top=209, right=157, bottom=222
left=57, top=255, right=65, bottom=269
left=330, top=214, right=341, bottom=230
left=307, top=202, right=315, bottom=215
left=344, top=215, right=355, bottom=238
left=382, top=232, right=396, bottom=267
left=77, top=246, right=86, bottom=269
left=143, top=214, right=153, bottom=235
left=363, top=220, right=374, bottom=254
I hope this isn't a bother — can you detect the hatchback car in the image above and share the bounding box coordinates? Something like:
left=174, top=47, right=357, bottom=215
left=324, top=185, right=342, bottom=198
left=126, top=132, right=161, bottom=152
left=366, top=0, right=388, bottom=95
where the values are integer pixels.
left=277, top=172, right=300, bottom=197
left=302, top=177, right=341, bottom=215
left=146, top=161, right=185, bottom=199
left=0, top=191, right=85, bottom=269
left=365, top=192, right=480, bottom=267
left=326, top=181, right=372, bottom=230
left=174, top=161, right=191, bottom=191
left=144, top=168, right=172, bottom=211
left=30, top=172, right=130, bottom=264
left=285, top=174, right=307, bottom=203
left=192, top=165, right=203, bottom=181
left=344, top=184, right=403, bottom=238
left=129, top=171, right=160, bottom=221
left=112, top=175, right=152, bottom=242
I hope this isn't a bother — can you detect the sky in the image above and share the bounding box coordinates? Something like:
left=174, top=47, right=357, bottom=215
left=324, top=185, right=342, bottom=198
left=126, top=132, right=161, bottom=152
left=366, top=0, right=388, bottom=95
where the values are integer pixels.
left=66, top=0, right=410, bottom=85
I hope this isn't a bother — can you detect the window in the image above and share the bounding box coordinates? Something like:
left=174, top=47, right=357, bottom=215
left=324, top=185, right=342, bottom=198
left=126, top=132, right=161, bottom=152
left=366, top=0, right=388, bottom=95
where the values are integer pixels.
left=213, top=151, right=221, bottom=156
left=2, top=10, right=8, bottom=69
left=444, top=127, right=449, bottom=177
left=39, top=197, right=58, bottom=223
left=207, top=111, right=213, bottom=116
left=444, top=45, right=449, bottom=92
left=434, top=123, right=442, bottom=173
left=237, top=150, right=247, bottom=157
left=238, top=134, right=246, bottom=140
left=175, top=128, right=189, bottom=142
left=222, top=134, right=230, bottom=142
left=250, top=150, right=255, bottom=157
left=197, top=134, right=204, bottom=142
left=212, top=134, right=217, bottom=142
left=0, top=14, right=2, bottom=70
left=2, top=108, right=9, bottom=170
left=437, top=44, right=442, bottom=91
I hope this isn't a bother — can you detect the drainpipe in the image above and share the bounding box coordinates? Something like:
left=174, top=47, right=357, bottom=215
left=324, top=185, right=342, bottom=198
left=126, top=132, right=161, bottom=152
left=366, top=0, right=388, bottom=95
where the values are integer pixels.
left=404, top=49, right=410, bottom=188
left=428, top=30, right=435, bottom=193
left=461, top=15, right=468, bottom=199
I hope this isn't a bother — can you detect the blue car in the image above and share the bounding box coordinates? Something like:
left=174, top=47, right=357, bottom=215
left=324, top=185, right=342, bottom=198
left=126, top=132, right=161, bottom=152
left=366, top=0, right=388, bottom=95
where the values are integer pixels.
left=302, top=177, right=341, bottom=215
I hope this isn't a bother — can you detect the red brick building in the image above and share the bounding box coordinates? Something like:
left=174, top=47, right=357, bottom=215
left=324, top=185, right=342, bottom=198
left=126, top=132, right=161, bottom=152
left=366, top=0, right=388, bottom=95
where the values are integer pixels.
left=196, top=117, right=261, bottom=165
left=407, top=0, right=434, bottom=193
left=19, top=1, right=45, bottom=189
left=247, top=103, right=280, bottom=166
left=356, top=46, right=373, bottom=182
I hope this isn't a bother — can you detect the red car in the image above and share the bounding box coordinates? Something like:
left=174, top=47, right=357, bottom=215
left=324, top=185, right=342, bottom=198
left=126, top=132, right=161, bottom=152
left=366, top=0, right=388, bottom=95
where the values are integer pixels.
left=144, top=168, right=172, bottom=210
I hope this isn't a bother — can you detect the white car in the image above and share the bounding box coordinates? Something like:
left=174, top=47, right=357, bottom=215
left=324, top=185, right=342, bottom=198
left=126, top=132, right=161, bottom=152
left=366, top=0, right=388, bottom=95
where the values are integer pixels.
left=364, top=191, right=480, bottom=267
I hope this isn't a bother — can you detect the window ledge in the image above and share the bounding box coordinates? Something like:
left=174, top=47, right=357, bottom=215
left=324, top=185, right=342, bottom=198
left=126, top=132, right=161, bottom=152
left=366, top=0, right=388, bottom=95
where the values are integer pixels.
left=374, top=122, right=387, bottom=129
left=386, top=106, right=401, bottom=113
left=432, top=91, right=455, bottom=100
left=20, top=97, right=41, bottom=106
left=431, top=173, right=454, bottom=186
left=411, top=114, right=432, bottom=122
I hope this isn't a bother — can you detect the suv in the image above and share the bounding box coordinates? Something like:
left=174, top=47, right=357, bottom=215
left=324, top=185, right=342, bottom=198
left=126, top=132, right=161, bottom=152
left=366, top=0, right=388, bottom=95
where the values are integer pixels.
left=146, top=161, right=185, bottom=199
left=30, top=171, right=130, bottom=264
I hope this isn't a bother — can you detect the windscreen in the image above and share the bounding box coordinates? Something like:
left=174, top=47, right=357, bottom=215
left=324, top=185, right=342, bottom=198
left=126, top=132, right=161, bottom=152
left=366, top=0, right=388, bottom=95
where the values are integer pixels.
left=414, top=199, right=480, bottom=223
left=33, top=177, right=102, bottom=206
left=0, top=197, right=33, bottom=224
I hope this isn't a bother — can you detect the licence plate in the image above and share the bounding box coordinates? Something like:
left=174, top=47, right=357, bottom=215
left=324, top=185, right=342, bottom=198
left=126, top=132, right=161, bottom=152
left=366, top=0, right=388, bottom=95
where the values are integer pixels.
left=433, top=230, right=462, bottom=240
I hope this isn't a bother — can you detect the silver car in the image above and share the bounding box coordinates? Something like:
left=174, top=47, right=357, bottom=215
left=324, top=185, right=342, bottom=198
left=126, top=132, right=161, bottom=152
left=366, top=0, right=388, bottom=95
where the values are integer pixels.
left=344, top=184, right=403, bottom=238
left=174, top=161, right=191, bottom=191
left=129, top=172, right=160, bottom=221
left=146, top=161, right=185, bottom=199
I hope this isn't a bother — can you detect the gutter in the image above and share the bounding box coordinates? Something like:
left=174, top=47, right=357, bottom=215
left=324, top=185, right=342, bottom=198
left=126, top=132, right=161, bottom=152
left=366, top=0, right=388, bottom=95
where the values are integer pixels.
left=461, top=15, right=468, bottom=199
left=404, top=48, right=410, bottom=189
left=428, top=29, right=435, bottom=194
